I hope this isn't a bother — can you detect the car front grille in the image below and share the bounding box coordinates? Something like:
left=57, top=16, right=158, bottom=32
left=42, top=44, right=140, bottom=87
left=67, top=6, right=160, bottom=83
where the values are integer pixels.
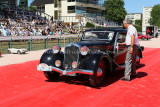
left=64, top=45, right=80, bottom=70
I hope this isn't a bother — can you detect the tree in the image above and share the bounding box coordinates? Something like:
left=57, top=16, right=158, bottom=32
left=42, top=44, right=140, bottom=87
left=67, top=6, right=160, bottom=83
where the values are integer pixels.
left=19, top=0, right=28, bottom=9
left=105, top=0, right=127, bottom=25
left=27, top=6, right=37, bottom=12
left=135, top=20, right=142, bottom=26
left=149, top=4, right=160, bottom=26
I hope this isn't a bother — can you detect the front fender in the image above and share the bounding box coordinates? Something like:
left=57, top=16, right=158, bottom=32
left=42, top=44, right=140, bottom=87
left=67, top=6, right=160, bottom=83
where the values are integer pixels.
left=40, top=49, right=64, bottom=69
left=79, top=52, right=113, bottom=71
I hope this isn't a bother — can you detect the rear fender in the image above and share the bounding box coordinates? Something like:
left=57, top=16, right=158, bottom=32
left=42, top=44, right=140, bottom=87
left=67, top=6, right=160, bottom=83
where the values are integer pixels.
left=40, top=49, right=64, bottom=69
left=138, top=46, right=144, bottom=58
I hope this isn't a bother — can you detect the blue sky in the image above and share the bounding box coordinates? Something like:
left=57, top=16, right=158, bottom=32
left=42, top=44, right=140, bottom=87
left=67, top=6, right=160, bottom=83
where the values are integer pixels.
left=124, top=0, right=160, bottom=13
left=27, top=0, right=160, bottom=13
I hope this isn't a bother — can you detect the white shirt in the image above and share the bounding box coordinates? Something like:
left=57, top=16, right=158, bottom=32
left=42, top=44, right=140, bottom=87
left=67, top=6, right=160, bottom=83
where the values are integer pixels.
left=125, top=25, right=139, bottom=46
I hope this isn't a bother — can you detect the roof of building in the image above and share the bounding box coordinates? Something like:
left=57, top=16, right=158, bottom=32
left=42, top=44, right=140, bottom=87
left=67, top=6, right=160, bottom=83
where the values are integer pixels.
left=31, top=0, right=54, bottom=6
left=127, top=13, right=142, bottom=15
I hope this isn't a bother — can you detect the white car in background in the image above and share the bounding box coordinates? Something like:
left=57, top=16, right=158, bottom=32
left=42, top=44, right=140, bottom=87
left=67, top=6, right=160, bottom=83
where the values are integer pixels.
left=7, top=48, right=27, bottom=54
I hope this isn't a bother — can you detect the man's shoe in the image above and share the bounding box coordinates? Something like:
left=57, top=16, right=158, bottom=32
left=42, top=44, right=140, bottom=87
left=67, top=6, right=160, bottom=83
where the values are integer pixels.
left=120, top=78, right=130, bottom=81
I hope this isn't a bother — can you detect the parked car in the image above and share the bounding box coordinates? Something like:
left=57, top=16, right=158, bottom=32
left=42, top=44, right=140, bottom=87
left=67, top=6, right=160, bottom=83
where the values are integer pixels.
left=37, top=28, right=144, bottom=87
left=7, top=48, right=27, bottom=54
left=138, top=33, right=152, bottom=40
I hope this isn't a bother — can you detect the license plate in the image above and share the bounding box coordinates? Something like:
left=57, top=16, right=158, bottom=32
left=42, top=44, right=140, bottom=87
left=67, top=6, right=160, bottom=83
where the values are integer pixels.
left=37, top=63, right=52, bottom=71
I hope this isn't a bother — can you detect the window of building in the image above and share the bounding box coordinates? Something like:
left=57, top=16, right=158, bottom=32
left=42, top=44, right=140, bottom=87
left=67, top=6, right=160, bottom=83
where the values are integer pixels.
left=67, top=0, right=76, bottom=2
left=68, top=6, right=76, bottom=13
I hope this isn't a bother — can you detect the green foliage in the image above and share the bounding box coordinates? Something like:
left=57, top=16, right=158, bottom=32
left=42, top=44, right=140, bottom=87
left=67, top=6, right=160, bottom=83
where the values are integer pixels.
left=135, top=20, right=142, bottom=26
left=105, top=0, right=127, bottom=24
left=149, top=4, right=160, bottom=26
left=85, top=22, right=95, bottom=28
left=155, top=19, right=160, bottom=27
left=19, top=0, right=28, bottom=8
left=27, top=6, right=37, bottom=12
left=134, top=25, right=142, bottom=32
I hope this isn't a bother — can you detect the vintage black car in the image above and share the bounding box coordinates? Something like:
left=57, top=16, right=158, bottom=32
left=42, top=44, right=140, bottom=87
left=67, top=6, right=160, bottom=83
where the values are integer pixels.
left=37, top=28, right=144, bottom=87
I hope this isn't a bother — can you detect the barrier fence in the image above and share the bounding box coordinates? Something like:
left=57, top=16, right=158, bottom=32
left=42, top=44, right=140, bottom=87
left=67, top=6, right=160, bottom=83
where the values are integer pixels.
left=0, top=36, right=81, bottom=54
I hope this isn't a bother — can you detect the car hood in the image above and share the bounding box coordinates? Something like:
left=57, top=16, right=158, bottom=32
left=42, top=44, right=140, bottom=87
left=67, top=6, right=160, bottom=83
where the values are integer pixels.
left=75, top=41, right=111, bottom=47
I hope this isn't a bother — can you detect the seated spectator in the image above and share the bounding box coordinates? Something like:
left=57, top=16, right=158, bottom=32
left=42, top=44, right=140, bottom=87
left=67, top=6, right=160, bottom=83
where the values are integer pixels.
left=32, top=27, right=37, bottom=36
left=42, top=29, right=46, bottom=36
left=19, top=29, right=24, bottom=36
left=11, top=27, right=17, bottom=36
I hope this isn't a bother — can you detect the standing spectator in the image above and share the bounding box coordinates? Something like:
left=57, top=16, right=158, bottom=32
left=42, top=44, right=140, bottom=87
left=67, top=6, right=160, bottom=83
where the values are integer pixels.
left=119, top=20, right=139, bottom=81
left=11, top=27, right=17, bottom=36
left=50, top=16, right=53, bottom=23
left=2, top=26, right=10, bottom=36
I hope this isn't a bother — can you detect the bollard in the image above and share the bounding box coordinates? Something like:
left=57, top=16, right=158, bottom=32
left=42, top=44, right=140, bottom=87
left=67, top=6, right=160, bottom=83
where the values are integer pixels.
left=28, top=38, right=32, bottom=51
left=45, top=37, right=48, bottom=49
left=69, top=36, right=71, bottom=44
left=58, top=38, right=60, bottom=46
left=9, top=38, right=12, bottom=48
left=59, top=37, right=61, bottom=46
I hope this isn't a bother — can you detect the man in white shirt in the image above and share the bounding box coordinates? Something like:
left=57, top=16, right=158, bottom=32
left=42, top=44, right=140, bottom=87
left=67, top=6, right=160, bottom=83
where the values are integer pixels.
left=119, top=20, right=139, bottom=81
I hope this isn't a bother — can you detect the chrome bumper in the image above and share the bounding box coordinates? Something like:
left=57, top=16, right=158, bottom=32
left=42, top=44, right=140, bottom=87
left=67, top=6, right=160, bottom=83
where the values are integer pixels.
left=37, top=63, right=93, bottom=75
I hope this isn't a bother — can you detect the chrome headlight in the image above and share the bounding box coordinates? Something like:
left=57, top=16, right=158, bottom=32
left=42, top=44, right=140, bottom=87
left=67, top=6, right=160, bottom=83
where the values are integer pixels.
left=52, top=45, right=61, bottom=54
left=80, top=46, right=90, bottom=56
left=55, top=60, right=61, bottom=67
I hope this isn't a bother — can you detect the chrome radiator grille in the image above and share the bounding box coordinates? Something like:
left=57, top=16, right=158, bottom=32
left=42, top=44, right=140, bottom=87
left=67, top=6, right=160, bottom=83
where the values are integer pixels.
left=64, top=45, right=80, bottom=69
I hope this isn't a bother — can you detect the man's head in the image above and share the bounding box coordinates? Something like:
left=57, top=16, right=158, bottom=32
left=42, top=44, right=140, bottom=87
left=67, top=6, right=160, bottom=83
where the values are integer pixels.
left=123, top=19, right=132, bottom=29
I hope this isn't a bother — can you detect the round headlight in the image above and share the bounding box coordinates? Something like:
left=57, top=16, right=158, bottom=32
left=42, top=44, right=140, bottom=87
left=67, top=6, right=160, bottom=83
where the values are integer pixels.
left=52, top=45, right=61, bottom=54
left=55, top=60, right=61, bottom=67
left=72, top=61, right=78, bottom=69
left=80, top=46, right=90, bottom=56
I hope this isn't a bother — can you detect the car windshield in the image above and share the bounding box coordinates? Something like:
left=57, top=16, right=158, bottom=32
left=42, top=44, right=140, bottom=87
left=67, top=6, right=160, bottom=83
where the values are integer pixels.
left=82, top=31, right=114, bottom=40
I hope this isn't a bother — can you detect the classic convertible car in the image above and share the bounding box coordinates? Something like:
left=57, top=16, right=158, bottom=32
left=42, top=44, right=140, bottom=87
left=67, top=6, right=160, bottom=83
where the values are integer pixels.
left=7, top=48, right=27, bottom=54
left=37, top=28, right=144, bottom=87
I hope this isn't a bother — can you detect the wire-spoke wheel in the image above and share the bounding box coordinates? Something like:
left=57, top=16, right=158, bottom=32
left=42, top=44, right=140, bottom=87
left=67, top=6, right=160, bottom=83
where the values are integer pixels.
left=7, top=50, right=11, bottom=54
left=89, top=59, right=106, bottom=87
left=17, top=50, right=21, bottom=54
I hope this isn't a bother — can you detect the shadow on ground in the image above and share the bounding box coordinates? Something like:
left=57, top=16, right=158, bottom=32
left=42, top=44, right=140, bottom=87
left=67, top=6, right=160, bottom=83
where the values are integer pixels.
left=45, top=63, right=147, bottom=88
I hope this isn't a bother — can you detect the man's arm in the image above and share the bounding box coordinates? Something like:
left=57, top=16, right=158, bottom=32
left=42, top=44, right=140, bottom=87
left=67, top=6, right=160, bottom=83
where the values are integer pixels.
left=119, top=42, right=126, bottom=45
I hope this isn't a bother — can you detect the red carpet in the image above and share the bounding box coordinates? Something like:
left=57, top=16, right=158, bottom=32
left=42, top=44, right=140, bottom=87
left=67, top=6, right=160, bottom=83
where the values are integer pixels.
left=0, top=48, right=160, bottom=107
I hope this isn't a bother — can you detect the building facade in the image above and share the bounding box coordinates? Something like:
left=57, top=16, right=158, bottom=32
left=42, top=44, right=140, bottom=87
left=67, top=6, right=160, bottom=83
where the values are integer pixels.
left=0, top=0, right=17, bottom=7
left=142, top=7, right=152, bottom=27
left=31, top=0, right=106, bottom=24
left=125, top=13, right=142, bottom=24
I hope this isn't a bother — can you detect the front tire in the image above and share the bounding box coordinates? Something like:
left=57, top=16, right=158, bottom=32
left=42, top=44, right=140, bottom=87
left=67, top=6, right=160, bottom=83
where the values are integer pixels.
left=7, top=50, right=11, bottom=54
left=141, top=37, right=145, bottom=40
left=44, top=71, right=60, bottom=81
left=89, top=59, right=106, bottom=87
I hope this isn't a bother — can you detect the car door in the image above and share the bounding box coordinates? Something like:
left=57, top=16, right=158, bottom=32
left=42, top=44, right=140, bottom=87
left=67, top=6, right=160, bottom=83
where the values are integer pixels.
left=114, top=32, right=128, bottom=65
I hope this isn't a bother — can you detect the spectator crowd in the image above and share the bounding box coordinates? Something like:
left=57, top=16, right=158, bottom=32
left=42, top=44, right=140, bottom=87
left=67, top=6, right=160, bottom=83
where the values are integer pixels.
left=0, top=16, right=83, bottom=37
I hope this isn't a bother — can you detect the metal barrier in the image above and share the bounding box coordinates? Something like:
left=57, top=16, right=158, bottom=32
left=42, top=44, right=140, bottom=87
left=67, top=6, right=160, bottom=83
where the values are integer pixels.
left=0, top=36, right=81, bottom=54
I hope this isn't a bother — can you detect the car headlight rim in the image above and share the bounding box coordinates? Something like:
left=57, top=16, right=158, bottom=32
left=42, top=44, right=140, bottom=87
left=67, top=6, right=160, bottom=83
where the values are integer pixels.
left=52, top=45, right=61, bottom=54
left=80, top=46, right=90, bottom=56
